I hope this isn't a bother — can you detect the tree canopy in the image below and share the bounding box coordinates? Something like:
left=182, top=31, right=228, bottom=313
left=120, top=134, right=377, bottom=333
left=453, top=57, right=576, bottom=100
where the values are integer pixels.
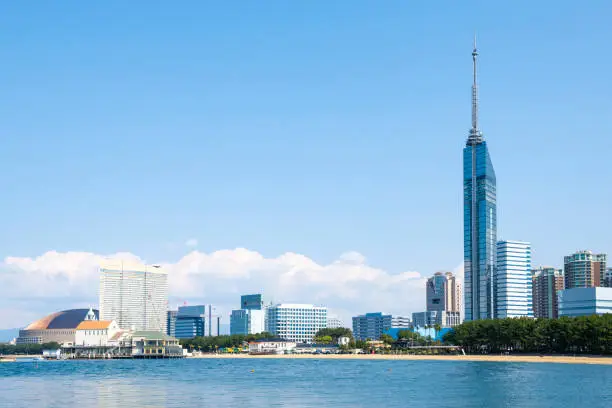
left=443, top=315, right=612, bottom=355
left=180, top=332, right=274, bottom=352
left=314, top=328, right=352, bottom=340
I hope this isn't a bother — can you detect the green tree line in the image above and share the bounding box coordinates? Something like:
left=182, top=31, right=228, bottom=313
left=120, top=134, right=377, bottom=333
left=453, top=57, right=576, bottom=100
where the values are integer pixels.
left=443, top=315, right=612, bottom=355
left=0, top=342, right=60, bottom=355
left=180, top=332, right=274, bottom=352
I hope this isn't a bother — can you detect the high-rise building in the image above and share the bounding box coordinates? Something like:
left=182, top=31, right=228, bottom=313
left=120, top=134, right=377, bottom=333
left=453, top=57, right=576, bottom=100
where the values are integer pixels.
left=352, top=313, right=392, bottom=341
left=426, top=272, right=461, bottom=313
left=412, top=311, right=461, bottom=328
left=605, top=268, right=612, bottom=288
left=99, top=261, right=168, bottom=332
left=230, top=309, right=265, bottom=335
left=495, top=241, right=533, bottom=318
left=167, top=310, right=178, bottom=337
left=174, top=305, right=206, bottom=339
left=564, top=251, right=607, bottom=289
left=391, top=316, right=411, bottom=329
left=463, top=41, right=497, bottom=321
left=532, top=267, right=564, bottom=319
left=240, top=294, right=265, bottom=310
left=266, top=304, right=327, bottom=343
left=558, top=287, right=612, bottom=317
left=230, top=294, right=267, bottom=335
left=326, top=316, right=344, bottom=329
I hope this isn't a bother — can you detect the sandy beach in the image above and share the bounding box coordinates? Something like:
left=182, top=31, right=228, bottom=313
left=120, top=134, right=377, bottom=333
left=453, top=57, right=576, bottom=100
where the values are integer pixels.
left=186, top=353, right=612, bottom=365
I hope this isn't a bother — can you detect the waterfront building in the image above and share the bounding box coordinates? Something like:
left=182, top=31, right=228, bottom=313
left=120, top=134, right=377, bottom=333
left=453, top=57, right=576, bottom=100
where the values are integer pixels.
left=532, top=267, right=564, bottom=319
left=412, top=311, right=461, bottom=328
left=167, top=310, right=177, bottom=337
left=463, top=41, right=497, bottom=321
left=564, top=251, right=607, bottom=289
left=391, top=316, right=411, bottom=329
left=352, top=313, right=392, bottom=341
left=174, top=305, right=206, bottom=339
left=99, top=261, right=168, bottom=333
left=230, top=309, right=265, bottom=335
left=131, top=331, right=184, bottom=357
left=248, top=338, right=296, bottom=355
left=558, top=287, right=612, bottom=317
left=427, top=272, right=461, bottom=313
left=75, top=320, right=120, bottom=347
left=266, top=304, right=327, bottom=344
left=326, top=316, right=344, bottom=329
left=17, top=308, right=99, bottom=345
left=495, top=241, right=533, bottom=318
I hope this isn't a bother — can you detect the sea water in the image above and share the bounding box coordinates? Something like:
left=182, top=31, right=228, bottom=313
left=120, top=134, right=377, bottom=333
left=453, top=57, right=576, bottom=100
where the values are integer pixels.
left=0, top=358, right=610, bottom=407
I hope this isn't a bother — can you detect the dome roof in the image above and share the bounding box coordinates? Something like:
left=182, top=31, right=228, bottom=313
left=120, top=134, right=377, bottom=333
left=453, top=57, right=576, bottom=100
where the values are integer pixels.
left=24, top=309, right=99, bottom=330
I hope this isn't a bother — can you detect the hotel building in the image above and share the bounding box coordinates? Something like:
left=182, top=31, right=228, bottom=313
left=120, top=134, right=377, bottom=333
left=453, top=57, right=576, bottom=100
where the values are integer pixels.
left=99, top=261, right=168, bottom=333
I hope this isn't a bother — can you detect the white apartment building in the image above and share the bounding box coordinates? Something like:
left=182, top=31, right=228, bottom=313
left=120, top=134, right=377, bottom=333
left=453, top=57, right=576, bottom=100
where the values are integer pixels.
left=495, top=241, right=533, bottom=318
left=265, top=304, right=327, bottom=344
left=99, top=260, right=168, bottom=333
left=391, top=316, right=411, bottom=328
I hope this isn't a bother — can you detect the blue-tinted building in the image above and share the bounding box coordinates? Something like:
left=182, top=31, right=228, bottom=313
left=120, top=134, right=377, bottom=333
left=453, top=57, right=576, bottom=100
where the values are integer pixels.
left=352, top=313, right=392, bottom=341
left=174, top=305, right=206, bottom=339
left=241, top=294, right=264, bottom=310
left=167, top=310, right=177, bottom=337
left=464, top=43, right=497, bottom=321
left=558, top=287, right=612, bottom=317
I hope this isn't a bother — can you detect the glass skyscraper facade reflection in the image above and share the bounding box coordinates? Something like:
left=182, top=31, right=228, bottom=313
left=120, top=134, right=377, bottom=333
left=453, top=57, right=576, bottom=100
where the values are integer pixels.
left=463, top=43, right=497, bottom=321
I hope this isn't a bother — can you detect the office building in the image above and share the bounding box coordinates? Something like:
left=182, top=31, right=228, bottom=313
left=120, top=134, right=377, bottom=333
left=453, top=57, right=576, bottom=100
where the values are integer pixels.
left=326, top=316, right=344, bottom=329
left=495, top=241, right=533, bottom=318
left=230, top=309, right=265, bottom=335
left=174, top=305, right=206, bottom=339
left=391, top=316, right=411, bottom=329
left=167, top=310, right=177, bottom=337
left=99, top=261, right=168, bottom=333
left=558, top=287, right=612, bottom=317
left=532, top=267, right=564, bottom=319
left=266, top=304, right=327, bottom=343
left=564, top=251, right=607, bottom=289
left=240, top=294, right=265, bottom=310
left=427, top=272, right=461, bottom=313
left=412, top=311, right=461, bottom=328
left=352, top=313, right=392, bottom=341
left=463, top=42, right=497, bottom=321
left=230, top=294, right=267, bottom=335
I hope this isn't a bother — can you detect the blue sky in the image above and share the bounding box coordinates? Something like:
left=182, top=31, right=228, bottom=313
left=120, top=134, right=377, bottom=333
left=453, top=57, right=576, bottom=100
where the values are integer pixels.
left=0, top=1, right=611, bottom=328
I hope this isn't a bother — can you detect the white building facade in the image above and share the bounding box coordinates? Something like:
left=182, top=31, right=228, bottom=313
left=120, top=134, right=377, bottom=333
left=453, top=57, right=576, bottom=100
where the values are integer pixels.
left=265, top=304, right=327, bottom=343
left=495, top=241, right=533, bottom=318
left=326, top=316, right=344, bottom=329
left=99, top=261, right=168, bottom=333
left=412, top=311, right=461, bottom=328
left=75, top=320, right=120, bottom=347
left=391, top=316, right=411, bottom=329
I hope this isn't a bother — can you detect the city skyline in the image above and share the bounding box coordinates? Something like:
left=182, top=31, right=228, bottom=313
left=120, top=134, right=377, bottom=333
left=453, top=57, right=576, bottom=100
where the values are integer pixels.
left=1, top=2, right=612, bottom=329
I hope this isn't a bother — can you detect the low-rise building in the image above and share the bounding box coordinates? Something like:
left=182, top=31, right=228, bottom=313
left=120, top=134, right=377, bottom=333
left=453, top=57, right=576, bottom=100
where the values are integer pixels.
left=412, top=311, right=461, bottom=328
left=75, top=320, right=120, bottom=347
left=131, top=331, right=183, bottom=358
left=248, top=338, right=296, bottom=355
left=266, top=304, right=327, bottom=343
left=558, top=287, right=612, bottom=317
left=17, top=308, right=98, bottom=345
left=391, top=316, right=411, bottom=329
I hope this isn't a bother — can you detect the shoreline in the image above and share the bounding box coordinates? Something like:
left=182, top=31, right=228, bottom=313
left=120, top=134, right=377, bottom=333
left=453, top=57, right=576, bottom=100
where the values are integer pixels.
left=186, top=353, right=612, bottom=365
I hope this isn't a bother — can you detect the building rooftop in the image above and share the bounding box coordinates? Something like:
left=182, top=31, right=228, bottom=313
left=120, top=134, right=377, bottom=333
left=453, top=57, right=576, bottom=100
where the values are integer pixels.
left=131, top=331, right=177, bottom=341
left=76, top=321, right=114, bottom=330
left=24, top=309, right=100, bottom=330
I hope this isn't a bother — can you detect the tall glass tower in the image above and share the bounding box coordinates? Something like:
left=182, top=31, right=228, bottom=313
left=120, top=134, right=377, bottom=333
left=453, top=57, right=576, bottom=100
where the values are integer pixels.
left=463, top=40, right=497, bottom=321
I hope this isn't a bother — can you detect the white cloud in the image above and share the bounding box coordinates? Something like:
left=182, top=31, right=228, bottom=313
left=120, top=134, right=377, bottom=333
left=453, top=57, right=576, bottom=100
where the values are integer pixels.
left=0, top=249, right=427, bottom=329
left=184, top=238, right=198, bottom=248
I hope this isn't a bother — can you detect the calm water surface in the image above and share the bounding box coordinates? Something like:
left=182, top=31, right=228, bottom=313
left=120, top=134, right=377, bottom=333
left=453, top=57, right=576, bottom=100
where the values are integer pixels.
left=1, top=358, right=610, bottom=407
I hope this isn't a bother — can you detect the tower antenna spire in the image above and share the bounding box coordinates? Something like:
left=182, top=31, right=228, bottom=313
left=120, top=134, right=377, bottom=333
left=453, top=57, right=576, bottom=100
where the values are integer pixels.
left=468, top=35, right=483, bottom=145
